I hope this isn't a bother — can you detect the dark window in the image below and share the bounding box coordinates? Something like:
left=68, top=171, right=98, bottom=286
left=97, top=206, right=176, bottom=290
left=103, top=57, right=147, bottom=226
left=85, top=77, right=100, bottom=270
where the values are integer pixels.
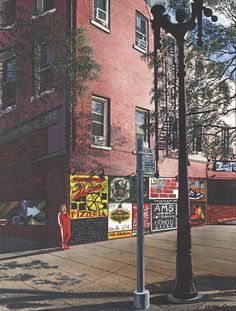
left=34, top=0, right=54, bottom=15
left=136, top=109, right=149, bottom=147
left=0, top=51, right=16, bottom=110
left=168, top=117, right=178, bottom=149
left=192, top=125, right=202, bottom=152
left=208, top=180, right=236, bottom=205
left=222, top=128, right=230, bottom=152
left=135, top=12, right=148, bottom=52
left=0, top=0, right=15, bottom=26
left=33, top=42, right=54, bottom=95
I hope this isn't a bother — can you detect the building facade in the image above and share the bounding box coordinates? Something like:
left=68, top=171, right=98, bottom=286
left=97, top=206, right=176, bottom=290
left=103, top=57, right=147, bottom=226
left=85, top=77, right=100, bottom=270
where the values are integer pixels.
left=0, top=0, right=235, bottom=246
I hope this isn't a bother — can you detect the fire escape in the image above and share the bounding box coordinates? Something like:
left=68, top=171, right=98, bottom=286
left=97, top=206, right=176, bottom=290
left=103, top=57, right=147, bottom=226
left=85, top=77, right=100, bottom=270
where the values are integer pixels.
left=156, top=37, right=178, bottom=161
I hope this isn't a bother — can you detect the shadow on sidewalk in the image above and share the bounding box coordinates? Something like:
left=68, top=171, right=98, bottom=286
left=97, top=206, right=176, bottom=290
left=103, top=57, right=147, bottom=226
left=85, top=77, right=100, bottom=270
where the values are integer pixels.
left=0, top=288, right=134, bottom=311
left=148, top=275, right=236, bottom=310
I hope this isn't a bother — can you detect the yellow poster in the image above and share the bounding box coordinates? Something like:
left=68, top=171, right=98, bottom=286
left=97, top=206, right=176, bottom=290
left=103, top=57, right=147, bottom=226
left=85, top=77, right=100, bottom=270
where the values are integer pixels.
left=70, top=175, right=108, bottom=219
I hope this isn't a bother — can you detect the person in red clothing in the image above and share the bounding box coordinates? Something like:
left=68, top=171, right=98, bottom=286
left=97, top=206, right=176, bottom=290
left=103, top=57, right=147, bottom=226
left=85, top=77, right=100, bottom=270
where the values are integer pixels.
left=58, top=203, right=71, bottom=250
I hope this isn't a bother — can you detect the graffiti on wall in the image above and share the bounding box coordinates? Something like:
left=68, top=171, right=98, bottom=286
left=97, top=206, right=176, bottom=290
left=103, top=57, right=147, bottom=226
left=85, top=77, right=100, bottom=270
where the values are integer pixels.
left=132, top=203, right=150, bottom=234
left=151, top=200, right=177, bottom=232
left=0, top=200, right=46, bottom=225
left=108, top=203, right=132, bottom=239
left=149, top=178, right=178, bottom=200
left=189, top=178, right=207, bottom=202
left=70, top=175, right=108, bottom=219
left=109, top=176, right=133, bottom=203
left=190, top=203, right=207, bottom=226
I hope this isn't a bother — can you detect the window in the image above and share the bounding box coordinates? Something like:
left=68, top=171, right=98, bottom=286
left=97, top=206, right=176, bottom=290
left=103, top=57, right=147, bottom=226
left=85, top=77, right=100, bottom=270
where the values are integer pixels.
left=136, top=109, right=149, bottom=147
left=33, top=0, right=54, bottom=15
left=0, top=0, right=15, bottom=27
left=222, top=127, right=230, bottom=152
left=33, top=42, right=54, bottom=96
left=195, top=59, right=204, bottom=80
left=135, top=12, right=148, bottom=52
left=93, top=0, right=109, bottom=28
left=192, top=125, right=202, bottom=152
left=92, top=96, right=110, bottom=147
left=0, top=50, right=16, bottom=110
left=169, top=117, right=178, bottom=149
left=168, top=38, right=175, bottom=69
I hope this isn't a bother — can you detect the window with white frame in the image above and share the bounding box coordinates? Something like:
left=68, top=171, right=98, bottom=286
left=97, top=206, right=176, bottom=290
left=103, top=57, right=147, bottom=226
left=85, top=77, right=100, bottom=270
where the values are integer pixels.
left=93, top=0, right=109, bottom=28
left=33, top=0, right=54, bottom=15
left=0, top=50, right=16, bottom=110
left=33, top=42, right=54, bottom=96
left=0, top=0, right=15, bottom=27
left=135, top=12, right=148, bottom=52
left=92, top=96, right=110, bottom=147
left=136, top=109, right=149, bottom=147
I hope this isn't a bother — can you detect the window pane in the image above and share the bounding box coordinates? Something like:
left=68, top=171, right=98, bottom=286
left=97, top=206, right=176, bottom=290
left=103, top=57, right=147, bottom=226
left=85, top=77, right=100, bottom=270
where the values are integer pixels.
left=44, top=0, right=54, bottom=11
left=94, top=0, right=106, bottom=11
left=92, top=122, right=104, bottom=137
left=136, top=110, right=148, bottom=143
left=0, top=0, right=15, bottom=26
left=92, top=101, right=104, bottom=114
left=6, top=58, right=16, bottom=81
left=92, top=112, right=103, bottom=123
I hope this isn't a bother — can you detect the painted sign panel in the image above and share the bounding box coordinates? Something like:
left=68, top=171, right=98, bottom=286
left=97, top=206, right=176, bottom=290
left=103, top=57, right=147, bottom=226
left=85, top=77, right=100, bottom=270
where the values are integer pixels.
left=132, top=203, right=150, bottom=234
left=70, top=175, right=108, bottom=219
left=213, top=161, right=236, bottom=172
left=109, top=176, right=133, bottom=203
left=143, top=148, right=155, bottom=177
left=71, top=218, right=108, bottom=243
left=151, top=201, right=177, bottom=232
left=189, top=178, right=207, bottom=203
left=149, top=178, right=178, bottom=200
left=108, top=203, right=132, bottom=239
left=190, top=203, right=207, bottom=227
left=0, top=200, right=46, bottom=225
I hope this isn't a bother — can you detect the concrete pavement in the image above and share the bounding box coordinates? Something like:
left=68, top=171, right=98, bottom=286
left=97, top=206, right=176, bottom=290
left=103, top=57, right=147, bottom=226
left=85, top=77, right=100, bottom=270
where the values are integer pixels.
left=0, top=225, right=236, bottom=311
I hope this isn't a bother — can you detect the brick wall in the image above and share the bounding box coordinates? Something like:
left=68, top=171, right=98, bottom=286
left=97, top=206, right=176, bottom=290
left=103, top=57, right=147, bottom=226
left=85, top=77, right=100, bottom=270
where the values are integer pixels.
left=74, top=0, right=154, bottom=176
left=207, top=205, right=236, bottom=224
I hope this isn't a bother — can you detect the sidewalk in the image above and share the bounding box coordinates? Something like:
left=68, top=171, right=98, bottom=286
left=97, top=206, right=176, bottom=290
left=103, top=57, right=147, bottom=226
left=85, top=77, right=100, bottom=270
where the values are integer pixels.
left=0, top=225, right=236, bottom=311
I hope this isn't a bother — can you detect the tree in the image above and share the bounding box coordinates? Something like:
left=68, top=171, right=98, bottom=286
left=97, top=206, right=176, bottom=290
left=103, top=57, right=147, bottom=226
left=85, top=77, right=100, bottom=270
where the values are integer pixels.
left=145, top=1, right=236, bottom=160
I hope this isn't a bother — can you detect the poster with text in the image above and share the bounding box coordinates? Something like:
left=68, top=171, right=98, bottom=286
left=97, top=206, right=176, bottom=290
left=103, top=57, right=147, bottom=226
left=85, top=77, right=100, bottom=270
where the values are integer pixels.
left=108, top=203, right=132, bottom=239
left=132, top=203, right=150, bottom=234
left=70, top=175, right=108, bottom=219
left=151, top=200, right=177, bottom=232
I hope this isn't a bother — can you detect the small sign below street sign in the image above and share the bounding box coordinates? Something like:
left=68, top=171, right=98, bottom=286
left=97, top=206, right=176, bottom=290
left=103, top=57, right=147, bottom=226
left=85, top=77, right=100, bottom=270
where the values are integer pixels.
left=143, top=148, right=155, bottom=177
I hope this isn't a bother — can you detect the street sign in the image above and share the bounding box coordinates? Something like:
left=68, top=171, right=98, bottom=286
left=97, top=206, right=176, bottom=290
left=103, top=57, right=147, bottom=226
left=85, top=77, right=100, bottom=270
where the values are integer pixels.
left=143, top=148, right=155, bottom=177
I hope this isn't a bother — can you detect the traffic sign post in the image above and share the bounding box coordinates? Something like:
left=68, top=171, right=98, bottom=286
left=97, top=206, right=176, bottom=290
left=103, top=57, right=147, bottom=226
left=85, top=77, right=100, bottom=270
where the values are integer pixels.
left=133, top=139, right=150, bottom=310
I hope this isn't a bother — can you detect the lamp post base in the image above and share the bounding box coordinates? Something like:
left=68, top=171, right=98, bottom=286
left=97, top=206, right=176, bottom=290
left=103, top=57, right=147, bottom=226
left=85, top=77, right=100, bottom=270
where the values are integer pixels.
left=168, top=293, right=203, bottom=304
left=134, top=290, right=150, bottom=310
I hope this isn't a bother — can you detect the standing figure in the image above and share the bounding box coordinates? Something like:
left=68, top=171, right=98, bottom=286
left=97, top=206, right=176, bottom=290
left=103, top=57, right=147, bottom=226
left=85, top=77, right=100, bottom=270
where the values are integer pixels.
left=58, top=203, right=71, bottom=250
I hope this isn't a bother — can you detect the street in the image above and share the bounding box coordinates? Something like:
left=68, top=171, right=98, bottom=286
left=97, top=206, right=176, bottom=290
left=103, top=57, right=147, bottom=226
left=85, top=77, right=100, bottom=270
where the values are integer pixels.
left=0, top=225, right=236, bottom=311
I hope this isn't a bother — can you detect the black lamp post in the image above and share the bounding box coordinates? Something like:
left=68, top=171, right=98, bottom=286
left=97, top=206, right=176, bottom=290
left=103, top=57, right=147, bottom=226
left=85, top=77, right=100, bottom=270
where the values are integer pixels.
left=150, top=0, right=217, bottom=303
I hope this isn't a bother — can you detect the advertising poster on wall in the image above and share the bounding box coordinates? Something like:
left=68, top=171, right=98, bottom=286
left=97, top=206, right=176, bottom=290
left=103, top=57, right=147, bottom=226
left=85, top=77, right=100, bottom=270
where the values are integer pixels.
left=132, top=202, right=150, bottom=234
left=149, top=177, right=178, bottom=200
left=190, top=203, right=207, bottom=226
left=189, top=178, right=207, bottom=203
left=70, top=175, right=108, bottom=219
left=109, top=176, right=133, bottom=203
left=0, top=200, right=46, bottom=226
left=108, top=203, right=132, bottom=239
left=151, top=200, right=177, bottom=232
